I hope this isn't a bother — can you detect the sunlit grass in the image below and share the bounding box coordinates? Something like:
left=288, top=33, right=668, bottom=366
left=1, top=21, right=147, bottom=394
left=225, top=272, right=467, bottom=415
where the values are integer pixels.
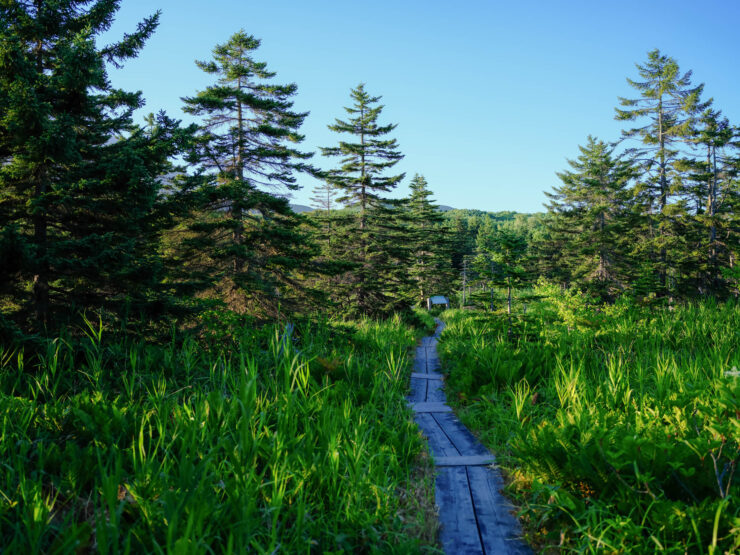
left=438, top=300, right=739, bottom=553
left=0, top=314, right=439, bottom=553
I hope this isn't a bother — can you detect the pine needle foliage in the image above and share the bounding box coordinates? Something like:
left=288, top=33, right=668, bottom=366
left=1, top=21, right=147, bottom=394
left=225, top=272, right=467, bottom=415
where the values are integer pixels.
left=320, top=84, right=406, bottom=317
left=545, top=136, right=635, bottom=300
left=0, top=0, right=187, bottom=338
left=615, top=49, right=710, bottom=293
left=180, top=31, right=323, bottom=317
left=403, top=174, right=455, bottom=305
left=321, top=83, right=404, bottom=227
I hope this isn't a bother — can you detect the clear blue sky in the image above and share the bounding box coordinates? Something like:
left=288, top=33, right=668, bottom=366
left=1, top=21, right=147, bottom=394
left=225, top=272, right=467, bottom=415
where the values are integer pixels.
left=101, top=0, right=740, bottom=213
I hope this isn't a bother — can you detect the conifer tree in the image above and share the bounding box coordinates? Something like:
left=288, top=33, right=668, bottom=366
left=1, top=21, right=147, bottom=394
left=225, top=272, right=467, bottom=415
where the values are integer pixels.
left=403, top=174, right=453, bottom=305
left=309, top=181, right=339, bottom=247
left=615, top=49, right=709, bottom=294
left=0, top=1, right=186, bottom=336
left=476, top=226, right=527, bottom=332
left=320, top=84, right=405, bottom=315
left=321, top=84, right=404, bottom=228
left=681, top=110, right=739, bottom=295
left=545, top=136, right=635, bottom=300
left=181, top=31, right=320, bottom=316
left=364, top=199, right=415, bottom=313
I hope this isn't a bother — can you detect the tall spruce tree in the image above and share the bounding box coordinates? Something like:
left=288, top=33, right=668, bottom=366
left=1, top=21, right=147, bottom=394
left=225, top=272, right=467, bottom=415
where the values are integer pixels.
left=0, top=1, right=186, bottom=337
left=545, top=136, right=635, bottom=300
left=681, top=109, right=739, bottom=295
left=181, top=31, right=321, bottom=316
left=722, top=142, right=740, bottom=294
left=403, top=174, right=453, bottom=305
left=615, top=49, right=709, bottom=294
left=321, top=84, right=404, bottom=228
left=320, top=84, right=405, bottom=315
left=309, top=181, right=339, bottom=248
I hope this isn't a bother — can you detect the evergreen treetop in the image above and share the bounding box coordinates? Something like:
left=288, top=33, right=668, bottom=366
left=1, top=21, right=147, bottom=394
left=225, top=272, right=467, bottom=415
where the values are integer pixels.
left=321, top=83, right=404, bottom=226
left=179, top=30, right=322, bottom=317
left=545, top=136, right=635, bottom=298
left=183, top=30, right=315, bottom=192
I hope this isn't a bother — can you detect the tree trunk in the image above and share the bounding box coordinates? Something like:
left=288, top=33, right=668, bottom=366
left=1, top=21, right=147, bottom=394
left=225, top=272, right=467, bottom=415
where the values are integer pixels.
left=233, top=76, right=245, bottom=273
left=709, top=144, right=718, bottom=284
left=507, top=277, right=513, bottom=339
left=359, top=104, right=366, bottom=231
left=32, top=27, right=48, bottom=327
left=658, top=97, right=667, bottom=290
left=33, top=175, right=49, bottom=327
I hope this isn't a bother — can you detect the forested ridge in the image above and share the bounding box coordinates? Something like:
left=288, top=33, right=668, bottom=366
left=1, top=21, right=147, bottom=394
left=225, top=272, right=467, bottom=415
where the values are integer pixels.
left=0, top=1, right=738, bottom=553
left=2, top=3, right=738, bottom=340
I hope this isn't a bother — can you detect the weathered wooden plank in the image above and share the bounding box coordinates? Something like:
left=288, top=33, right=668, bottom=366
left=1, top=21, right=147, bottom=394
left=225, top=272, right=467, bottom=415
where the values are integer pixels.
left=433, top=412, right=490, bottom=457
left=436, top=466, right=484, bottom=554
left=425, top=350, right=441, bottom=371
left=409, top=317, right=530, bottom=554
left=407, top=377, right=426, bottom=403
left=426, top=379, right=446, bottom=403
left=414, top=413, right=459, bottom=457
left=408, top=402, right=452, bottom=413
left=433, top=319, right=445, bottom=338
left=467, top=465, right=531, bottom=554
left=413, top=347, right=427, bottom=372
left=434, top=455, right=495, bottom=467
left=409, top=372, right=444, bottom=380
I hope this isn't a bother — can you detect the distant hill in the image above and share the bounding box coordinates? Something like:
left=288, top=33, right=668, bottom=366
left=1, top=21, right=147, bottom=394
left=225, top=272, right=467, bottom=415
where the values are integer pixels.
left=291, top=203, right=456, bottom=214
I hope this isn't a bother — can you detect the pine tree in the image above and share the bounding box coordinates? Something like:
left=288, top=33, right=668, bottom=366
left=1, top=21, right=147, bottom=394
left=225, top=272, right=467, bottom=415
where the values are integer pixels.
left=681, top=109, right=739, bottom=295
left=364, top=199, right=415, bottom=314
left=615, top=49, right=709, bottom=294
left=404, top=174, right=453, bottom=305
left=545, top=136, right=635, bottom=300
left=0, top=1, right=186, bottom=337
left=321, top=84, right=404, bottom=228
left=721, top=144, right=740, bottom=294
left=309, top=181, right=339, bottom=247
left=476, top=226, right=527, bottom=333
left=320, top=84, right=405, bottom=315
left=181, top=31, right=321, bottom=316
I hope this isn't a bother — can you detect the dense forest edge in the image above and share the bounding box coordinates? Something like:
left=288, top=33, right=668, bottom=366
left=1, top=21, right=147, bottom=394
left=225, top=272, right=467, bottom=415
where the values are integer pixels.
left=1, top=1, right=738, bottom=553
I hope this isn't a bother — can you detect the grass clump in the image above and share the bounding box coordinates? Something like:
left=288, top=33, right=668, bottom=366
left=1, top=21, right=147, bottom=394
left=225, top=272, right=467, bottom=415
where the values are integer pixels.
left=0, top=314, right=439, bottom=553
left=438, top=299, right=739, bottom=553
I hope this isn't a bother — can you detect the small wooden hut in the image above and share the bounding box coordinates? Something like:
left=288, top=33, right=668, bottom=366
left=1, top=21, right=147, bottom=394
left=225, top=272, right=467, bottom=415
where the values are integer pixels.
left=427, top=295, right=450, bottom=310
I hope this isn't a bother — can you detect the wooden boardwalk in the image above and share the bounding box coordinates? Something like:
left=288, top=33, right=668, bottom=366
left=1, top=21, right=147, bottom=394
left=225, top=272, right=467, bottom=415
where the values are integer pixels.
left=408, top=319, right=531, bottom=555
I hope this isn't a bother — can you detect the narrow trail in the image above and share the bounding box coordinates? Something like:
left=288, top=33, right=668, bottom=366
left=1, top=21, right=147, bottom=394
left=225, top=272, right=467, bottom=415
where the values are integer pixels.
left=408, top=319, right=530, bottom=555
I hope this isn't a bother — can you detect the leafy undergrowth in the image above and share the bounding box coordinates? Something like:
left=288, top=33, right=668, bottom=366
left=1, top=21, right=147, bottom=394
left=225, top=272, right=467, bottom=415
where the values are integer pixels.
left=0, top=314, right=439, bottom=553
left=438, top=299, right=739, bottom=553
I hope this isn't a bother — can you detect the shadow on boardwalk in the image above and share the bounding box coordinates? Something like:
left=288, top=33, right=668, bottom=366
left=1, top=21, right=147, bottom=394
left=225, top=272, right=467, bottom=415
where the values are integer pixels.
left=408, top=319, right=531, bottom=555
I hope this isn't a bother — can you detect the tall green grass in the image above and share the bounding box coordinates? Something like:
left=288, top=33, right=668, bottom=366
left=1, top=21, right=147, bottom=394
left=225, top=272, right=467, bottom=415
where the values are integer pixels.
left=438, top=300, right=739, bottom=553
left=0, top=315, right=438, bottom=553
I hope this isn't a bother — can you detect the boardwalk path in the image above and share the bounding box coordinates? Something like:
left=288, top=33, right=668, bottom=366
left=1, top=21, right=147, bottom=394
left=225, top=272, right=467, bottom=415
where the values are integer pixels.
left=408, top=319, right=530, bottom=555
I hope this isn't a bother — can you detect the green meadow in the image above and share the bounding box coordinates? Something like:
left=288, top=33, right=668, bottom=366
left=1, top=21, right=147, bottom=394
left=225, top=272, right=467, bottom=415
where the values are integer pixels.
left=0, top=314, right=439, bottom=553
left=438, top=297, right=739, bottom=553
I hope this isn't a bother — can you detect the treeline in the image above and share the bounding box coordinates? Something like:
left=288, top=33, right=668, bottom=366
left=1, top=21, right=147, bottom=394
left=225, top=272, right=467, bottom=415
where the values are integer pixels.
left=540, top=50, right=739, bottom=301
left=0, top=2, right=456, bottom=341
left=442, top=50, right=740, bottom=306
left=2, top=3, right=738, bottom=343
